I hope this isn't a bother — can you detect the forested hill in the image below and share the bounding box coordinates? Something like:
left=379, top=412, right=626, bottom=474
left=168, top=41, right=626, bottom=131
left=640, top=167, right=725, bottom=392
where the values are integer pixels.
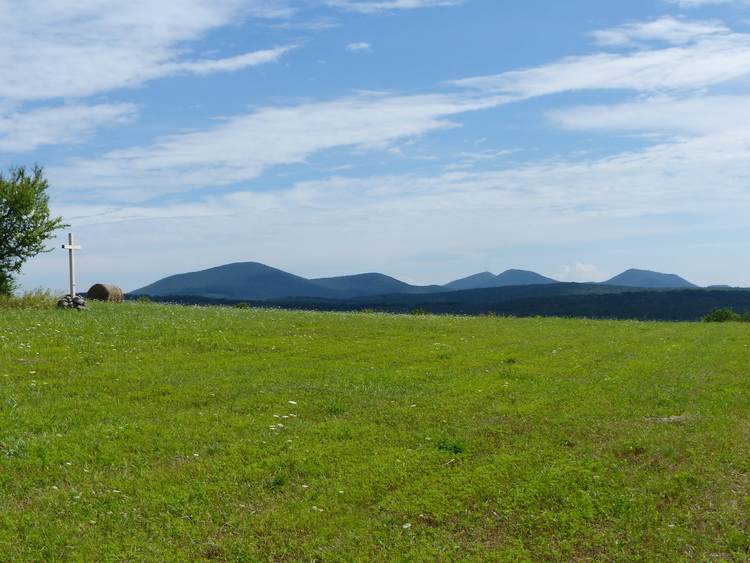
left=131, top=284, right=750, bottom=322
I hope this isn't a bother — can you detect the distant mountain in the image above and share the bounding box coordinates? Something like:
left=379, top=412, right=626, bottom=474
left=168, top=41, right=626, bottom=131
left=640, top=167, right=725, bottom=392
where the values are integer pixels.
left=130, top=262, right=445, bottom=301
left=443, top=272, right=498, bottom=291
left=445, top=269, right=558, bottom=290
left=601, top=269, right=697, bottom=288
left=129, top=262, right=332, bottom=301
left=311, top=273, right=445, bottom=299
left=495, top=269, right=559, bottom=286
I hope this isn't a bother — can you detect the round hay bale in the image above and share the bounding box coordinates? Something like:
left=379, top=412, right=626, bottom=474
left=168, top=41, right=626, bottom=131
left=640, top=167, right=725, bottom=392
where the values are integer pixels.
left=87, top=283, right=124, bottom=302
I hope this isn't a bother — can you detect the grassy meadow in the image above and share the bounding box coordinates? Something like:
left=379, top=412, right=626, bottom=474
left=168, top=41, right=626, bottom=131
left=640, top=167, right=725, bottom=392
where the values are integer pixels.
left=1, top=301, right=750, bottom=561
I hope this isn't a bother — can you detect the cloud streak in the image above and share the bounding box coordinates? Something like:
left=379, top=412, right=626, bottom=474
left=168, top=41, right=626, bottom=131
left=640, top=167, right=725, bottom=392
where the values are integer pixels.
left=0, top=0, right=292, bottom=100
left=549, top=95, right=750, bottom=134
left=346, top=42, right=373, bottom=52
left=454, top=18, right=750, bottom=96
left=0, top=103, right=138, bottom=152
left=326, top=0, right=466, bottom=13
left=49, top=92, right=503, bottom=202
left=164, top=46, right=297, bottom=76
left=667, top=0, right=747, bottom=6
left=591, top=16, right=727, bottom=46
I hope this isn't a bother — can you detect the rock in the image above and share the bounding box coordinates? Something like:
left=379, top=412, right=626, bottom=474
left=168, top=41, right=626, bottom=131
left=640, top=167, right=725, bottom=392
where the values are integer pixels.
left=57, top=295, right=92, bottom=310
left=87, top=283, right=124, bottom=302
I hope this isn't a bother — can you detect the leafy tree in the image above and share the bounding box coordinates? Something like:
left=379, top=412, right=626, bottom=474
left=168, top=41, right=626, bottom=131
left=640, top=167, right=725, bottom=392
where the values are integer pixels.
left=0, top=165, right=68, bottom=295
left=700, top=307, right=744, bottom=323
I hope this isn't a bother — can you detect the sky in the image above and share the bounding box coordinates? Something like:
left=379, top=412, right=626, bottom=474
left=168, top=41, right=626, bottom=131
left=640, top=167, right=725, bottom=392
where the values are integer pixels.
left=3, top=0, right=750, bottom=292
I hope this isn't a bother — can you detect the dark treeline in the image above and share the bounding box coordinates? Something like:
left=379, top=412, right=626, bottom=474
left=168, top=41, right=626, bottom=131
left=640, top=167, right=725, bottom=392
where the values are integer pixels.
left=125, top=287, right=750, bottom=322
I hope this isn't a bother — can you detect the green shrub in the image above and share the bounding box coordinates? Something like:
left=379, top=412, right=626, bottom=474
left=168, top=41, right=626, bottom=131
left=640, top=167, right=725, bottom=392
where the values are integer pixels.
left=700, top=307, right=745, bottom=322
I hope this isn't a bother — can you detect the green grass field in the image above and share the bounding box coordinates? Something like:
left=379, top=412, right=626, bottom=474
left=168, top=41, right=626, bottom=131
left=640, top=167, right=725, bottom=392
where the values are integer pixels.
left=2, top=302, right=750, bottom=561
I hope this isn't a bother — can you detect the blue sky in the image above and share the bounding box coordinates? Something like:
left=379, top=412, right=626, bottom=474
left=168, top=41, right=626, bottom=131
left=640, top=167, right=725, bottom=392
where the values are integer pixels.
left=3, top=0, right=750, bottom=291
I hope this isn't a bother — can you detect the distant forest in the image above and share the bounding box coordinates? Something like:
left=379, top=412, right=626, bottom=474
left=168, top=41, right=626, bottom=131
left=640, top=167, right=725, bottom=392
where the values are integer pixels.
left=125, top=286, right=750, bottom=322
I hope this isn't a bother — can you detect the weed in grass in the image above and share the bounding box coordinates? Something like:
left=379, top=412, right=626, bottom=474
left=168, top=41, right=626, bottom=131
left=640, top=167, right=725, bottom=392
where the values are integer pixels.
left=436, top=437, right=467, bottom=455
left=1, top=437, right=28, bottom=458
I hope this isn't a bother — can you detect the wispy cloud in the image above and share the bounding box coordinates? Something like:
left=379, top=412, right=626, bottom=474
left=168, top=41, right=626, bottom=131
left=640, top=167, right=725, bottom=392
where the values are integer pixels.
left=165, top=46, right=297, bottom=75
left=49, top=92, right=503, bottom=202
left=0, top=0, right=292, bottom=100
left=591, top=16, right=727, bottom=47
left=346, top=42, right=373, bottom=52
left=666, top=0, right=747, bottom=6
left=0, top=0, right=301, bottom=171
left=557, top=262, right=610, bottom=283
left=453, top=25, right=750, bottom=97
left=326, top=0, right=466, bottom=13
left=62, top=119, right=750, bottom=244
left=549, top=95, right=750, bottom=134
left=0, top=103, right=138, bottom=152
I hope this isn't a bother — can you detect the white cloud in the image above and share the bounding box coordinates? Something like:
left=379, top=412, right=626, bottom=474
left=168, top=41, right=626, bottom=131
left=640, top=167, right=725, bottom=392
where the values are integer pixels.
left=346, top=42, right=373, bottom=52
left=0, top=103, right=138, bottom=152
left=0, top=1, right=299, bottom=159
left=454, top=25, right=750, bottom=97
left=666, top=0, right=746, bottom=6
left=59, top=121, right=750, bottom=253
left=549, top=95, right=750, bottom=134
left=48, top=92, right=503, bottom=202
left=165, top=46, right=297, bottom=75
left=0, top=0, right=293, bottom=101
left=557, top=263, right=609, bottom=283
left=326, top=0, right=465, bottom=13
left=592, top=16, right=727, bottom=47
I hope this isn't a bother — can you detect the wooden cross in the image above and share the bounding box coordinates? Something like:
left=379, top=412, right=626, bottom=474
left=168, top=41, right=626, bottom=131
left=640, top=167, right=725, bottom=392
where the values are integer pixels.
left=61, top=233, right=81, bottom=298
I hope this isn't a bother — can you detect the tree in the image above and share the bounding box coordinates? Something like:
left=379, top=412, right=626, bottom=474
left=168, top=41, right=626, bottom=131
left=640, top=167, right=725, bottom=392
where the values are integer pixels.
left=700, top=307, right=744, bottom=323
left=0, top=165, right=68, bottom=295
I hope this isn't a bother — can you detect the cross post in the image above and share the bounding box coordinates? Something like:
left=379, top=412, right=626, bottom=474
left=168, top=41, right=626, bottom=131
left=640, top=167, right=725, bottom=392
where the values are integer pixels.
left=61, top=233, right=81, bottom=298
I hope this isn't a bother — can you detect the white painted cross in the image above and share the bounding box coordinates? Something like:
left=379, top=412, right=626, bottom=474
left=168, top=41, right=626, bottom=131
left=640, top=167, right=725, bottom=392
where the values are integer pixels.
left=61, top=233, right=81, bottom=298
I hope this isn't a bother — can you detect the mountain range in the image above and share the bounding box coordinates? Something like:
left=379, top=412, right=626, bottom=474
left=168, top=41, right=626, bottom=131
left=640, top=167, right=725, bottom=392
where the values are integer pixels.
left=129, top=262, right=698, bottom=302
left=125, top=262, right=750, bottom=321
